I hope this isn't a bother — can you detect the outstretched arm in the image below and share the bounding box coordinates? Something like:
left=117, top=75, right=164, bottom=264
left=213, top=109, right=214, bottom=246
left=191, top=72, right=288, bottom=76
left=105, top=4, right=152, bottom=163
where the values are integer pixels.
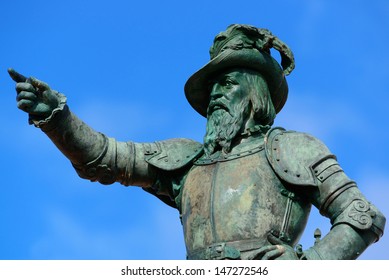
left=8, top=68, right=156, bottom=187
left=9, top=68, right=108, bottom=165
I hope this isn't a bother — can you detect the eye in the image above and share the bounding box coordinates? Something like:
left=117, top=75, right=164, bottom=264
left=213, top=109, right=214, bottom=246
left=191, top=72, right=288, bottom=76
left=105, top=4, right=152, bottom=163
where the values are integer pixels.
left=224, top=80, right=232, bottom=87
left=222, top=78, right=237, bottom=88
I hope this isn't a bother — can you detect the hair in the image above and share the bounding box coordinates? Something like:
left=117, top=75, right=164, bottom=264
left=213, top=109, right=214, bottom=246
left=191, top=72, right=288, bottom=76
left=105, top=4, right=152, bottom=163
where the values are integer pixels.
left=243, top=69, right=276, bottom=126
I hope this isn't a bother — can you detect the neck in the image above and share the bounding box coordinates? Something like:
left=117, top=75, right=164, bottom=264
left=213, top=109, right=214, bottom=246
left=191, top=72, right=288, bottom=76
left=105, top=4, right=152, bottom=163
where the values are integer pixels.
left=202, top=124, right=268, bottom=160
left=236, top=123, right=270, bottom=146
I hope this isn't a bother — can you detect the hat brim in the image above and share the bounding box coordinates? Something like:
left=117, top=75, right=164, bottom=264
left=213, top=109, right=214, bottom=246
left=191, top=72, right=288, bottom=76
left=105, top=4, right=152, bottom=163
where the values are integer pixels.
left=184, top=48, right=288, bottom=117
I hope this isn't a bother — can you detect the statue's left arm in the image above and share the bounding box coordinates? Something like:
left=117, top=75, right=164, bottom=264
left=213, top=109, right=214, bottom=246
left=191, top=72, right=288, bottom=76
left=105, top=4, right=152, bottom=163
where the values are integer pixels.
left=301, top=159, right=385, bottom=259
left=265, top=128, right=385, bottom=260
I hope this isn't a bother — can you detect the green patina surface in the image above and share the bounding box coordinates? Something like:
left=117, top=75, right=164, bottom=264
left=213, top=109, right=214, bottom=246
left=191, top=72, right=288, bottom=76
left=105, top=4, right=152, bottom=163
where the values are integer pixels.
left=8, top=24, right=385, bottom=259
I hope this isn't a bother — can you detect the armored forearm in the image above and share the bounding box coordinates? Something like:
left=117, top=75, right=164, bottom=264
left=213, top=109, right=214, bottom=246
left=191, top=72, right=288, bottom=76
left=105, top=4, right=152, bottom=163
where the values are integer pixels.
left=302, top=158, right=385, bottom=259
left=35, top=100, right=105, bottom=167
left=303, top=200, right=384, bottom=260
left=32, top=97, right=156, bottom=187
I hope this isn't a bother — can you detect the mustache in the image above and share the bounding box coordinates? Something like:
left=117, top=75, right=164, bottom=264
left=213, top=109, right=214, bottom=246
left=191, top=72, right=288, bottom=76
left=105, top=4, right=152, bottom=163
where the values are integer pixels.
left=207, top=99, right=230, bottom=114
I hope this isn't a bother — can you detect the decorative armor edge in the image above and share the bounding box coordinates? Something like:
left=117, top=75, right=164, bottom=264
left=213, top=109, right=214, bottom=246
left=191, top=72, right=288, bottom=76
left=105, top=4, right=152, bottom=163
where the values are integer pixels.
left=145, top=138, right=203, bottom=171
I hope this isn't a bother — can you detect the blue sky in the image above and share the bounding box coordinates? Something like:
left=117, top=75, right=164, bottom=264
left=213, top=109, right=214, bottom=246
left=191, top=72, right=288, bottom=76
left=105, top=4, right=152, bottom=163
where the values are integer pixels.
left=0, top=0, right=388, bottom=259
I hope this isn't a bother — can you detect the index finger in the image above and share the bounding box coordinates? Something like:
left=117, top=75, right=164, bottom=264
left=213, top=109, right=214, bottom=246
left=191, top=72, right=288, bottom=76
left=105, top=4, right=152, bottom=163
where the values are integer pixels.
left=30, top=77, right=50, bottom=91
left=8, top=68, right=28, bottom=83
left=246, top=245, right=278, bottom=260
left=267, top=231, right=287, bottom=245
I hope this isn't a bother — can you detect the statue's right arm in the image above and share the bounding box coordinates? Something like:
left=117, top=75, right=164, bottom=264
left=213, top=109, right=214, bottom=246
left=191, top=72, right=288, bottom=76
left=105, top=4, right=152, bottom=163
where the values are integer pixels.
left=8, top=69, right=156, bottom=188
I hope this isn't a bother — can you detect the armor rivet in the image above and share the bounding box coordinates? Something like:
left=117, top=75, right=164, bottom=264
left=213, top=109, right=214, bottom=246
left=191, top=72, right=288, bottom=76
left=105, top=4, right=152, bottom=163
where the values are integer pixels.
left=186, top=155, right=190, bottom=158
left=284, top=169, right=288, bottom=173
left=319, top=176, right=323, bottom=179
left=276, top=159, right=280, bottom=161
left=237, top=153, right=240, bottom=156
left=296, top=174, right=300, bottom=177
left=314, top=170, right=318, bottom=173
left=273, top=148, right=277, bottom=150
left=164, top=159, right=168, bottom=162
left=275, top=138, right=279, bottom=141
left=176, top=159, right=180, bottom=162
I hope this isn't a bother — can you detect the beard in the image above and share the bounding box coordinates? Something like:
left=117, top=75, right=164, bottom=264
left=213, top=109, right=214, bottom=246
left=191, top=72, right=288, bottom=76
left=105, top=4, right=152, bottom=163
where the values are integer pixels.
left=204, top=97, right=250, bottom=156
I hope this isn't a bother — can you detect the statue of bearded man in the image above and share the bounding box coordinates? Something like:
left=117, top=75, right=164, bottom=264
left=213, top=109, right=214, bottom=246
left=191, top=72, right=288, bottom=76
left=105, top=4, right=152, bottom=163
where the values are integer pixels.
left=204, top=69, right=275, bottom=157
left=8, top=24, right=385, bottom=260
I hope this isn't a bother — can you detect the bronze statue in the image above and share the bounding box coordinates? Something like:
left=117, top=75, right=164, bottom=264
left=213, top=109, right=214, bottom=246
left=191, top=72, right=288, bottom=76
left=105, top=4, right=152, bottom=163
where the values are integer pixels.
left=8, top=24, right=385, bottom=259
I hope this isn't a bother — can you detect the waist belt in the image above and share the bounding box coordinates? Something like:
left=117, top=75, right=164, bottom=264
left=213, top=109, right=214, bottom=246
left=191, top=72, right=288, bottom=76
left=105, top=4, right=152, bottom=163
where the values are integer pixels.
left=187, top=239, right=264, bottom=260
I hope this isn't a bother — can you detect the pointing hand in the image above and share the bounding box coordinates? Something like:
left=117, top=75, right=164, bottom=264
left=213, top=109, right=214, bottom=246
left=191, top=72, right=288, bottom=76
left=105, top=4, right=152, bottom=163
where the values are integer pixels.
left=8, top=68, right=60, bottom=118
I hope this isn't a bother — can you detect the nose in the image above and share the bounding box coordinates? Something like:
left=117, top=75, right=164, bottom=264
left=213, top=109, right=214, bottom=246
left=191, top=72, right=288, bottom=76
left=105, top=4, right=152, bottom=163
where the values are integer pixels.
left=210, top=83, right=223, bottom=100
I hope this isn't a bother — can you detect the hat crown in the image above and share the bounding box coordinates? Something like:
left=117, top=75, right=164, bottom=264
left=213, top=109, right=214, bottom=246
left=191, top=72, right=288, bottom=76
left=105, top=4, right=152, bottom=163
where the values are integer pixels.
left=210, top=24, right=295, bottom=76
left=184, top=24, right=294, bottom=118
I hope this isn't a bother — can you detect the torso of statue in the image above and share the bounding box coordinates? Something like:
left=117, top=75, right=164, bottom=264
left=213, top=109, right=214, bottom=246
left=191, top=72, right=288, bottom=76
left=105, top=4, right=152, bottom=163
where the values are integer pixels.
left=181, top=136, right=311, bottom=259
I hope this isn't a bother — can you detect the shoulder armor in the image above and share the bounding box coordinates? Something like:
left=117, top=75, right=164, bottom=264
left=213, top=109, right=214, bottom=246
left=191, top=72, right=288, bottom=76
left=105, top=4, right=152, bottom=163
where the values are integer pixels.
left=145, top=138, right=203, bottom=171
left=265, top=127, right=335, bottom=187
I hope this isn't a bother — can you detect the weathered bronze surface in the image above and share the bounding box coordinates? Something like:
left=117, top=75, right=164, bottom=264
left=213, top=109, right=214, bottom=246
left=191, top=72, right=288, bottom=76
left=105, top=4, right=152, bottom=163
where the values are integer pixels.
left=8, top=24, right=385, bottom=259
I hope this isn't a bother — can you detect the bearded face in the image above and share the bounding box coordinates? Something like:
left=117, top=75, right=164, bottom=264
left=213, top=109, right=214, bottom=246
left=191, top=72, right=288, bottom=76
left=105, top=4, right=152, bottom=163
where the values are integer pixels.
left=204, top=93, right=250, bottom=156
left=204, top=70, right=251, bottom=156
left=203, top=69, right=276, bottom=156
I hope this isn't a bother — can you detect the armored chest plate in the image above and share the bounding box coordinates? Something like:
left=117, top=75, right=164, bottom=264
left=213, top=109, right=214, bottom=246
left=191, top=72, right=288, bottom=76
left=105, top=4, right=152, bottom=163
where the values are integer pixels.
left=181, top=147, right=310, bottom=257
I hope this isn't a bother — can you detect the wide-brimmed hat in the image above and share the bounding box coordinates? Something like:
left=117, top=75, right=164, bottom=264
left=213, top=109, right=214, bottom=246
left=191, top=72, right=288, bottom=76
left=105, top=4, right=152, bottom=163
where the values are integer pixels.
left=184, top=24, right=295, bottom=117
